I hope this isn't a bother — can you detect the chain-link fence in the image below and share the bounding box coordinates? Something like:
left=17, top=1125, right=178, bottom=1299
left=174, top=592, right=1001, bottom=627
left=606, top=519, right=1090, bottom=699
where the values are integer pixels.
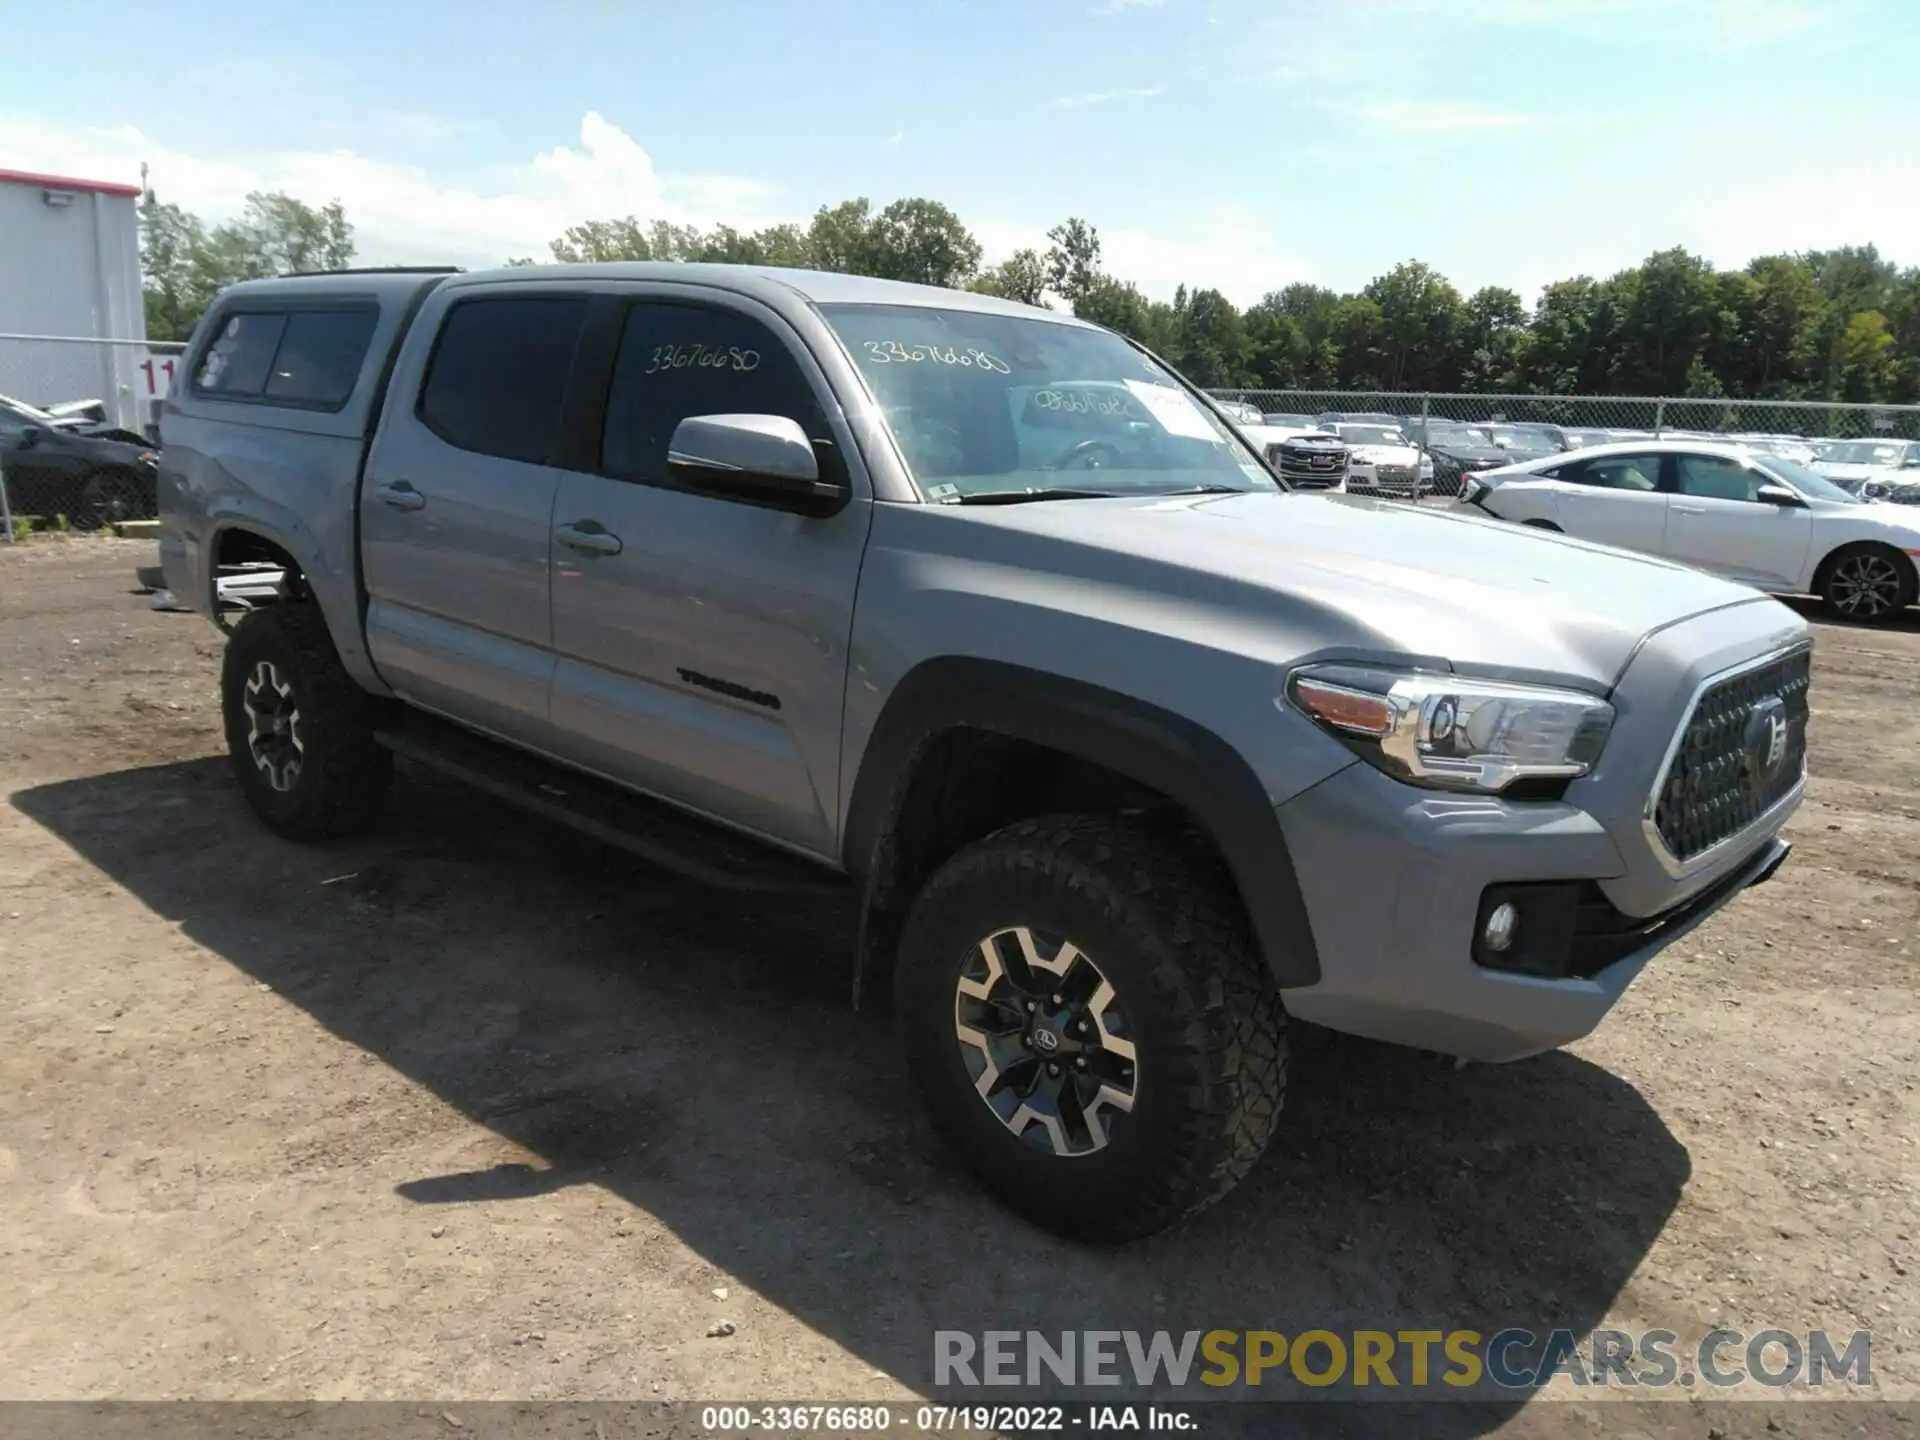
left=1, top=334, right=182, bottom=539
left=1211, top=388, right=1920, bottom=499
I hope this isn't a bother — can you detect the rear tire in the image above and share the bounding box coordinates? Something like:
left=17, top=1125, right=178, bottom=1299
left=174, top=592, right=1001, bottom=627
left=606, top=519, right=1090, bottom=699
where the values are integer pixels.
left=220, top=604, right=392, bottom=841
left=74, top=469, right=149, bottom=531
left=1817, top=543, right=1916, bottom=624
left=895, top=815, right=1287, bottom=1242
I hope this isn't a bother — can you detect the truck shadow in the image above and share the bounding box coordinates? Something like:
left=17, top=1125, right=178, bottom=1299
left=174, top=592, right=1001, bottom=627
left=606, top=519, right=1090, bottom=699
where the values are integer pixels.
left=14, top=759, right=1692, bottom=1436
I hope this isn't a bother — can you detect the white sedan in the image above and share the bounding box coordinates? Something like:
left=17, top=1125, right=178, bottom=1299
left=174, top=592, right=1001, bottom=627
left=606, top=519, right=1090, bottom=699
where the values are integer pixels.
left=1463, top=440, right=1920, bottom=623
left=1327, top=422, right=1432, bottom=495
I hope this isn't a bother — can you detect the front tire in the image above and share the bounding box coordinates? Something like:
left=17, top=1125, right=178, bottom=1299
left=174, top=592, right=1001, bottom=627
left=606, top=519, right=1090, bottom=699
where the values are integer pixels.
left=1818, top=543, right=1917, bottom=624
left=220, top=604, right=393, bottom=841
left=896, top=815, right=1287, bottom=1242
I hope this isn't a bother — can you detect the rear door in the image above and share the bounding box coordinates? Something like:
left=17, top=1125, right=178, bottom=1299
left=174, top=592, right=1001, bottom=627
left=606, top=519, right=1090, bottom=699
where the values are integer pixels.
left=1545, top=451, right=1671, bottom=555
left=543, top=290, right=871, bottom=859
left=360, top=291, right=589, bottom=744
left=1661, top=451, right=1814, bottom=589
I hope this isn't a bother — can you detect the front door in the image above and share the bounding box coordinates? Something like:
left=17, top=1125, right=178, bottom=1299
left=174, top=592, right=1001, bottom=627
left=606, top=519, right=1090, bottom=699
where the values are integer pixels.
left=1661, top=452, right=1814, bottom=590
left=545, top=295, right=871, bottom=859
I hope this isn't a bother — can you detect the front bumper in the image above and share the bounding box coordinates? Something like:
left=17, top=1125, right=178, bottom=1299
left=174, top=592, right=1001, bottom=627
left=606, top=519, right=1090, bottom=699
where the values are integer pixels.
left=1272, top=761, right=1795, bottom=1064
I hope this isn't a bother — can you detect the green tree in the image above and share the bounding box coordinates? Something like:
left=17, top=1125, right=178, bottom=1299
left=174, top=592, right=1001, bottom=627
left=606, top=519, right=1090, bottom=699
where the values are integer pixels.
left=1045, top=218, right=1104, bottom=306
left=139, top=191, right=356, bottom=342
left=1167, top=287, right=1251, bottom=388
left=1460, top=286, right=1529, bottom=391
left=862, top=198, right=982, bottom=288
left=1361, top=261, right=1465, bottom=390
left=1608, top=248, right=1723, bottom=394
left=971, top=249, right=1051, bottom=306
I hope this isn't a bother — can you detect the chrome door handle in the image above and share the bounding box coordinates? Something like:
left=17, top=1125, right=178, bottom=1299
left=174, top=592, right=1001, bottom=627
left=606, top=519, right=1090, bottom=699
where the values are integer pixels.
left=1671, top=504, right=1706, bottom=515
left=556, top=523, right=623, bottom=556
left=374, top=482, right=425, bottom=512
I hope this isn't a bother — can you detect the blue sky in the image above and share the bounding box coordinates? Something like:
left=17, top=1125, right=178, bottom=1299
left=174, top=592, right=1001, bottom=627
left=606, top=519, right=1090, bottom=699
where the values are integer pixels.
left=4, top=0, right=1917, bottom=305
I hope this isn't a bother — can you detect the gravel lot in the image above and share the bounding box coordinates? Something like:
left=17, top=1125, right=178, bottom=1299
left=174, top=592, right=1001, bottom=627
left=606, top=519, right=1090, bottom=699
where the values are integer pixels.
left=2, top=536, right=1915, bottom=1435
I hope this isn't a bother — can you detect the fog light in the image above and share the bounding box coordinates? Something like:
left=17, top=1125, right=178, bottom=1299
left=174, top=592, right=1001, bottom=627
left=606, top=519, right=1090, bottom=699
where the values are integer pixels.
left=1483, top=901, right=1519, bottom=953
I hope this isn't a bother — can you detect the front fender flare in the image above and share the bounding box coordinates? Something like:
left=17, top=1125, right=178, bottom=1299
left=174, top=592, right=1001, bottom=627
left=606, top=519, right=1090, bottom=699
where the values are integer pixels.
left=842, top=658, right=1321, bottom=998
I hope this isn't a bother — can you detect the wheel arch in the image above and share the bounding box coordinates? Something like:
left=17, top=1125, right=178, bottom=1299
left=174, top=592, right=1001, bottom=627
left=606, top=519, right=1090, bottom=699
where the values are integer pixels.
left=1810, top=538, right=1920, bottom=615
left=841, top=657, right=1321, bottom=1007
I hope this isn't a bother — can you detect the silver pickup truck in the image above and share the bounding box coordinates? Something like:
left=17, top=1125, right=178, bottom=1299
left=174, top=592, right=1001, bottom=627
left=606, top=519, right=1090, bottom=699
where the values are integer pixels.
left=159, top=263, right=1809, bottom=1241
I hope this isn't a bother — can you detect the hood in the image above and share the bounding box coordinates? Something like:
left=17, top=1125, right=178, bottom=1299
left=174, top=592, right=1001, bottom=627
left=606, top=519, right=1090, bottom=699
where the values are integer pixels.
left=950, top=491, right=1772, bottom=690
left=1431, top=442, right=1508, bottom=462
left=1348, top=444, right=1419, bottom=464
left=1817, top=462, right=1882, bottom=481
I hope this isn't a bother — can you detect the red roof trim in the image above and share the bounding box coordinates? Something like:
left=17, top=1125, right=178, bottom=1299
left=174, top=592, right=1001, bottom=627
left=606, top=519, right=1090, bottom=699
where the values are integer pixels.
left=0, top=168, right=144, bottom=198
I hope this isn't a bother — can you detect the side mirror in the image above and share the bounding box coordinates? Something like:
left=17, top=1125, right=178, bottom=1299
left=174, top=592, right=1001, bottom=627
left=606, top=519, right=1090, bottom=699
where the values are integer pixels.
left=666, top=414, right=847, bottom=516
left=1754, top=483, right=1803, bottom=507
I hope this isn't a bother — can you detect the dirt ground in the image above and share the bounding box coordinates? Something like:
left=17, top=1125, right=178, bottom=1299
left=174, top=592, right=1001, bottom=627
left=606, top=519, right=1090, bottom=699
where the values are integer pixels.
left=1, top=536, right=1915, bottom=1434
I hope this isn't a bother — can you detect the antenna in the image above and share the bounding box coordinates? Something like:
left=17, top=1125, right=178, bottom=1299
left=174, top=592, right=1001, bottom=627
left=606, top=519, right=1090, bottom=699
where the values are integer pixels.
left=139, top=161, right=155, bottom=208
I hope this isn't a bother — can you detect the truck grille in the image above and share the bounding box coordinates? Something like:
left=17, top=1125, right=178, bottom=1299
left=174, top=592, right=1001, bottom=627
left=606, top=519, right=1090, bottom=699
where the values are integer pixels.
left=1273, top=442, right=1347, bottom=490
left=1650, top=646, right=1811, bottom=865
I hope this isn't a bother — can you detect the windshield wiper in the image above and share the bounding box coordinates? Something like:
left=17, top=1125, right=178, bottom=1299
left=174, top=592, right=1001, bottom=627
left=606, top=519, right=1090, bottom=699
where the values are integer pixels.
left=1151, top=484, right=1245, bottom=496
left=951, top=487, right=1119, bottom=506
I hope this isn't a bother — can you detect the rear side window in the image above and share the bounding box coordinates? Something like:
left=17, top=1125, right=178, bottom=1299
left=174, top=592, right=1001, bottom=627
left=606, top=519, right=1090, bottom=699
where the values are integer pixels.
left=418, top=297, right=588, bottom=464
left=192, top=307, right=377, bottom=409
left=600, top=302, right=826, bottom=485
left=194, top=313, right=288, bottom=395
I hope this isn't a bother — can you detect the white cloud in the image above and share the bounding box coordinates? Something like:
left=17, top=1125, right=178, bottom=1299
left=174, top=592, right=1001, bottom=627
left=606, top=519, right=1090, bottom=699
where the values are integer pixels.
left=1050, top=86, right=1166, bottom=109
left=1356, top=100, right=1537, bottom=134
left=885, top=128, right=905, bottom=148
left=0, top=109, right=783, bottom=270
left=975, top=210, right=1309, bottom=308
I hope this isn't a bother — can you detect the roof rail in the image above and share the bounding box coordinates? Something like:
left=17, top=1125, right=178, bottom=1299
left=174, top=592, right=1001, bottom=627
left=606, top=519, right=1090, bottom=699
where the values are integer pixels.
left=277, top=265, right=465, bottom=278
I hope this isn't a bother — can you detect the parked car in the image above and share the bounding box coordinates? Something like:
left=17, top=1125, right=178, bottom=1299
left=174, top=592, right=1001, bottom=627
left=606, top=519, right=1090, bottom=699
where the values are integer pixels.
left=1212, top=399, right=1266, bottom=427
left=1233, top=417, right=1350, bottom=491
left=1484, top=423, right=1567, bottom=461
left=1327, top=422, right=1429, bottom=495
left=1463, top=440, right=1920, bottom=622
left=1812, top=439, right=1920, bottom=486
left=161, top=264, right=1808, bottom=1240
left=1729, top=433, right=1818, bottom=465
left=1317, top=410, right=1405, bottom=428
left=1261, top=411, right=1318, bottom=429
left=1418, top=422, right=1512, bottom=495
left=0, top=395, right=159, bottom=527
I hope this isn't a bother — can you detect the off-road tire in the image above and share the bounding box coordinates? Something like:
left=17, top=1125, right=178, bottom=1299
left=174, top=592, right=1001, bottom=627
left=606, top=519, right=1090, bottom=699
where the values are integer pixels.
left=220, top=603, right=392, bottom=841
left=896, top=814, right=1287, bottom=1242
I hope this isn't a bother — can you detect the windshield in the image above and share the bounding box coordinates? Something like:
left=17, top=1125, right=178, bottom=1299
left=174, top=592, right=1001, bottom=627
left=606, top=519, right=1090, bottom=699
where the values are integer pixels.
left=1428, top=425, right=1495, bottom=446
left=1263, top=413, right=1314, bottom=428
left=1761, top=455, right=1863, bottom=504
left=1335, top=424, right=1408, bottom=446
left=821, top=304, right=1277, bottom=501
left=1822, top=440, right=1904, bottom=465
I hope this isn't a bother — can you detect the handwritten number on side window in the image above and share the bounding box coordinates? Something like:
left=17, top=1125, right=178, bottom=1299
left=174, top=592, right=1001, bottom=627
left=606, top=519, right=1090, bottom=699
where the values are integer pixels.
left=643, top=344, right=762, bottom=375
left=862, top=340, right=1011, bottom=374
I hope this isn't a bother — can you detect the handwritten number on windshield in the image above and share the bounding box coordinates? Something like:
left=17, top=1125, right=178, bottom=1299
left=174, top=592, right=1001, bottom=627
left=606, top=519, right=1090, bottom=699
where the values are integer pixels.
left=863, top=340, right=1011, bottom=374
left=1034, top=389, right=1129, bottom=416
left=644, top=344, right=761, bottom=375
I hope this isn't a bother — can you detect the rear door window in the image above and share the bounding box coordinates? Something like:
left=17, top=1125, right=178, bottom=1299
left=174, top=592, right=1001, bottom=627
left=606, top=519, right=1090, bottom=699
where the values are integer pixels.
left=417, top=297, right=589, bottom=464
left=1676, top=453, right=1762, bottom=502
left=1572, top=454, right=1663, bottom=491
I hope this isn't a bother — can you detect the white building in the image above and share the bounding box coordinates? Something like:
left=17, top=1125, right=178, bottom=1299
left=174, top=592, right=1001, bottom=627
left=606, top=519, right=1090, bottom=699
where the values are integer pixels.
left=0, top=167, right=150, bottom=432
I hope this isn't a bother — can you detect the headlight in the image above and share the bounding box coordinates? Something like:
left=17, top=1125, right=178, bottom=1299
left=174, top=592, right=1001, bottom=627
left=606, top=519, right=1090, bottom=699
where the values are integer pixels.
left=1284, top=663, right=1613, bottom=794
left=137, top=450, right=159, bottom=465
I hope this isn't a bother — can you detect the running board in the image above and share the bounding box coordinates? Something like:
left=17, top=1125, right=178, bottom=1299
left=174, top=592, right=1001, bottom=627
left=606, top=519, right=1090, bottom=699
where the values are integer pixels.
left=374, top=710, right=850, bottom=897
